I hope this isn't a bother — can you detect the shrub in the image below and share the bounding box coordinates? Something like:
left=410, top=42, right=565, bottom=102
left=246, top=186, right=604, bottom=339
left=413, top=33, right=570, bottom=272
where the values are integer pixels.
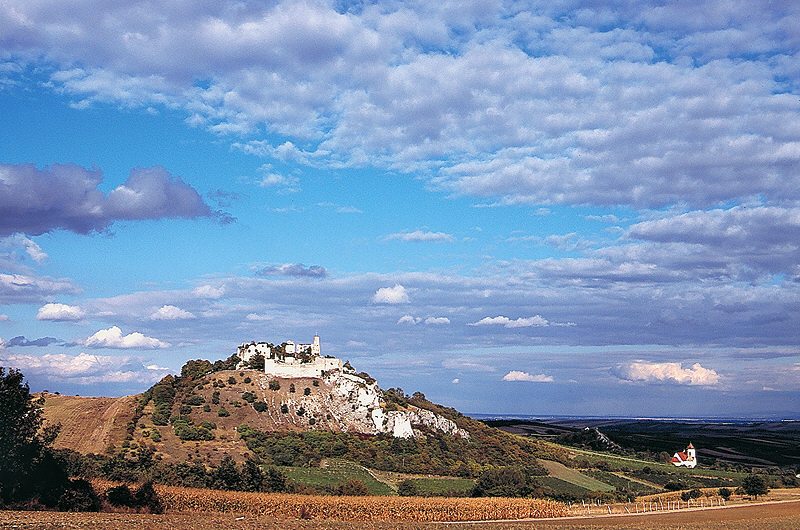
left=280, top=404, right=289, bottom=414
left=150, top=430, right=161, bottom=442
left=217, top=407, right=230, bottom=417
left=186, top=394, right=205, bottom=406
left=289, top=383, right=295, bottom=393
left=242, top=391, right=256, bottom=403
left=297, top=407, right=305, bottom=416
left=304, top=387, right=311, bottom=396
left=199, top=421, right=217, bottom=430
left=268, top=380, right=281, bottom=391
left=106, top=484, right=136, bottom=507
left=398, top=480, right=418, bottom=496
left=227, top=376, right=237, bottom=385
left=312, top=380, right=319, bottom=387
left=58, top=479, right=101, bottom=512
left=335, top=479, right=370, bottom=496
left=179, top=404, right=192, bottom=415
left=203, top=404, right=211, bottom=412
left=134, top=481, right=163, bottom=513
left=211, top=391, right=220, bottom=405
left=253, top=401, right=268, bottom=412
left=243, top=377, right=251, bottom=384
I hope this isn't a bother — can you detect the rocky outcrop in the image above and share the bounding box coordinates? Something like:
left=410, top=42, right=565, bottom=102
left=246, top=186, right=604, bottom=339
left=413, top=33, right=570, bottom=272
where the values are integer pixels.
left=322, top=369, right=469, bottom=439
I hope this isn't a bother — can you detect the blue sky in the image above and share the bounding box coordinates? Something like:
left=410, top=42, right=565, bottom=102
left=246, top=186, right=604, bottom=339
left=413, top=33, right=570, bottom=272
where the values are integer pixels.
left=1, top=0, right=799, bottom=418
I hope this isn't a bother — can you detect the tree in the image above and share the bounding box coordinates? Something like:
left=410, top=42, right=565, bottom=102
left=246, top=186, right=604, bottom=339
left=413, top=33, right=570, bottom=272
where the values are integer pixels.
left=0, top=367, right=100, bottom=509
left=741, top=474, right=769, bottom=499
left=718, top=487, right=732, bottom=500
left=246, top=353, right=265, bottom=371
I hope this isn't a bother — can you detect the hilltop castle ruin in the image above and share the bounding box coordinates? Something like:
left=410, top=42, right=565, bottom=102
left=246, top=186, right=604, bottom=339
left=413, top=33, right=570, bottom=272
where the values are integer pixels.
left=236, top=335, right=343, bottom=378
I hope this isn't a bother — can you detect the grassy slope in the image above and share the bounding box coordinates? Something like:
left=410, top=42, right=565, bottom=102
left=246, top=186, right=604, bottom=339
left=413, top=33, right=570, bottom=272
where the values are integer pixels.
left=279, top=459, right=395, bottom=495
left=539, top=460, right=615, bottom=492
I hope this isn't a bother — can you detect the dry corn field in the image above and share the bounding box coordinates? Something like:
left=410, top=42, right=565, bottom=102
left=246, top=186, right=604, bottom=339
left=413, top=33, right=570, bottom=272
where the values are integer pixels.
left=94, top=481, right=567, bottom=521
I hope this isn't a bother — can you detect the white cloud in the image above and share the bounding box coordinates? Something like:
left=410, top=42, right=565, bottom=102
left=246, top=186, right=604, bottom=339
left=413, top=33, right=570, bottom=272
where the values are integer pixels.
left=373, top=284, right=409, bottom=304
left=386, top=230, right=454, bottom=243
left=503, top=370, right=554, bottom=383
left=424, top=316, right=450, bottom=325
left=3, top=234, right=48, bottom=263
left=84, top=326, right=169, bottom=349
left=36, top=302, right=85, bottom=321
left=451, top=378, right=460, bottom=384
left=397, top=315, right=421, bottom=325
left=192, top=285, right=224, bottom=299
left=150, top=304, right=195, bottom=320
left=0, top=314, right=8, bottom=321
left=246, top=313, right=272, bottom=321
left=470, top=315, right=550, bottom=328
left=0, top=352, right=169, bottom=384
left=618, top=361, right=720, bottom=386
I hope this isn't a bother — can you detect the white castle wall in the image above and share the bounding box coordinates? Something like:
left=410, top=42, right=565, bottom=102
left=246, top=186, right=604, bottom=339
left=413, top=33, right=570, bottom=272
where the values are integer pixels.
left=264, top=356, right=343, bottom=379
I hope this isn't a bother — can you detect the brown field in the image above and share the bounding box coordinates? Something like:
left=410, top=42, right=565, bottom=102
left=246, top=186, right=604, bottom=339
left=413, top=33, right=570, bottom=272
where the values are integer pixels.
left=39, top=393, right=137, bottom=454
left=88, top=480, right=566, bottom=521
left=2, top=499, right=800, bottom=529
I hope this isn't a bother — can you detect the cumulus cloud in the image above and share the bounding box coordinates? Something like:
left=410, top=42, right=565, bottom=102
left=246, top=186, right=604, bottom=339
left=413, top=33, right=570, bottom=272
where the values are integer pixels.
left=617, top=361, right=720, bottom=386
left=0, top=164, right=220, bottom=236
left=373, top=284, right=409, bottom=304
left=502, top=371, right=554, bottom=383
left=385, top=230, right=454, bottom=243
left=149, top=305, right=195, bottom=320
left=424, top=316, right=450, bottom=325
left=36, top=303, right=85, bottom=321
left=84, top=326, right=169, bottom=349
left=470, top=315, right=550, bottom=328
left=397, top=315, right=421, bottom=325
left=256, top=263, right=328, bottom=278
left=0, top=352, right=169, bottom=385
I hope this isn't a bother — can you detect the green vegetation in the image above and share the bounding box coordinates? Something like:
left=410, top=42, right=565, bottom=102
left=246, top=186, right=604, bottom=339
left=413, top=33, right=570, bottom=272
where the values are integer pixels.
left=237, top=419, right=564, bottom=477
left=279, top=459, right=394, bottom=495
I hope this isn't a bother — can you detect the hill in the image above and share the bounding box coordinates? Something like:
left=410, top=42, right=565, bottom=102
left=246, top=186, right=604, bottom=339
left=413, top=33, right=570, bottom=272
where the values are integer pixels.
left=40, top=357, right=563, bottom=474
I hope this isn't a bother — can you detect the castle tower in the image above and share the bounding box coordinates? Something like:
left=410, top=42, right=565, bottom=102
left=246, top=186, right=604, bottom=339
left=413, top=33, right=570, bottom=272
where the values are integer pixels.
left=311, top=334, right=320, bottom=356
left=686, top=442, right=695, bottom=461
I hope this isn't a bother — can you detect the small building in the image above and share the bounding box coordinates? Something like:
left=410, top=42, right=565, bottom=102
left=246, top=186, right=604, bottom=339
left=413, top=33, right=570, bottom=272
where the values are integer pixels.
left=236, top=341, right=272, bottom=365
left=670, top=442, right=697, bottom=468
